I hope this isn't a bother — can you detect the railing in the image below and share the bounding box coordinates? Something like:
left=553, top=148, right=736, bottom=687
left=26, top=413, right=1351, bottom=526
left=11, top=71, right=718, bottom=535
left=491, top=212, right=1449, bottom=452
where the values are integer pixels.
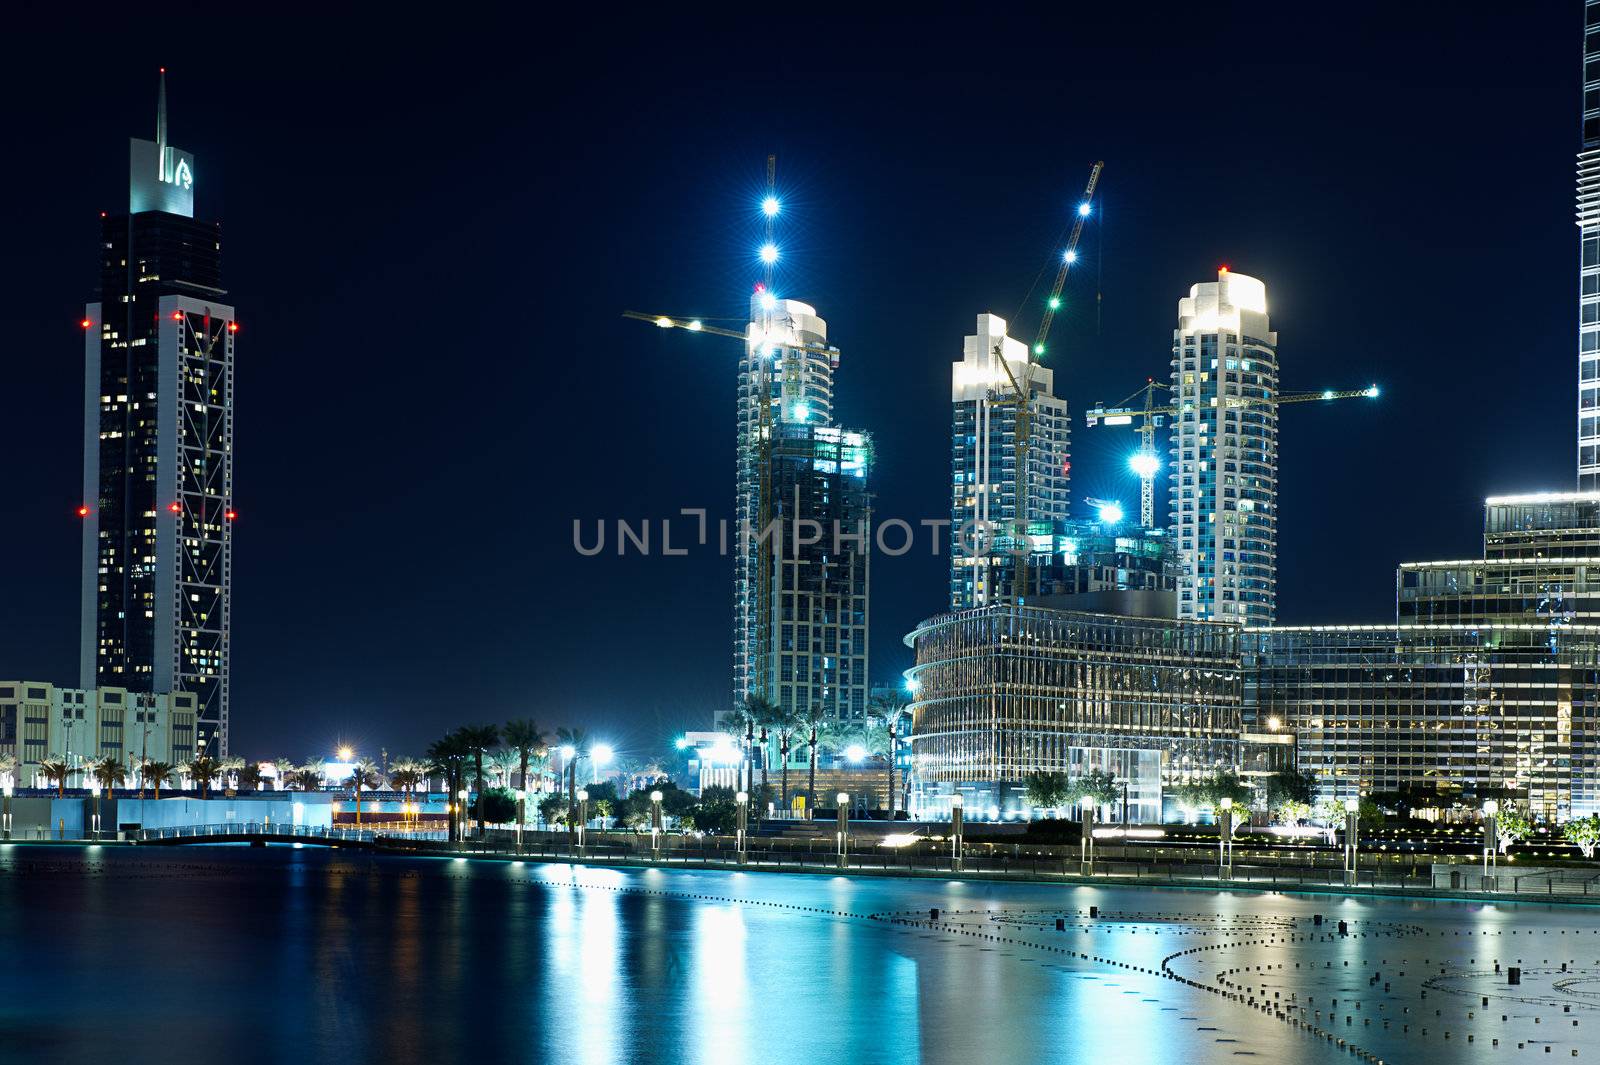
left=134, top=822, right=448, bottom=844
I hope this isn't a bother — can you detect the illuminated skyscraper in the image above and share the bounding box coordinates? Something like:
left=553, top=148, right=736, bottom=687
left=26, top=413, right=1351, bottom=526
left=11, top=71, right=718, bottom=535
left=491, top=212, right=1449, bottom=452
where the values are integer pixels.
left=732, top=291, right=873, bottom=723
left=80, top=73, right=237, bottom=756
left=1580, top=3, right=1600, bottom=489
left=1169, top=269, right=1279, bottom=625
left=948, top=313, right=1071, bottom=608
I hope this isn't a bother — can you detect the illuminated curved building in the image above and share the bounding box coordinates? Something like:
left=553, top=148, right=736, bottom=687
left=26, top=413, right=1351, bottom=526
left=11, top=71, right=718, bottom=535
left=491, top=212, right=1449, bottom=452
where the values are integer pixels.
left=1170, top=269, right=1279, bottom=625
left=903, top=604, right=1241, bottom=820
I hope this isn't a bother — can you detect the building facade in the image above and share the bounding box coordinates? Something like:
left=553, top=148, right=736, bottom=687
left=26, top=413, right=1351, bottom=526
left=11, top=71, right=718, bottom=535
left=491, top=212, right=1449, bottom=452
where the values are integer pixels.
left=732, top=293, right=873, bottom=723
left=0, top=680, right=197, bottom=785
left=1580, top=3, right=1600, bottom=489
left=81, top=74, right=236, bottom=755
left=904, top=605, right=1241, bottom=820
left=1169, top=269, right=1279, bottom=625
left=950, top=313, right=1072, bottom=608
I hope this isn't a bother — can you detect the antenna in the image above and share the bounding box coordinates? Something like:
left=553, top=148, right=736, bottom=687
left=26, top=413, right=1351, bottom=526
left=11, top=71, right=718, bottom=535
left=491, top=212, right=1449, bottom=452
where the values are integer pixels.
left=156, top=68, right=168, bottom=150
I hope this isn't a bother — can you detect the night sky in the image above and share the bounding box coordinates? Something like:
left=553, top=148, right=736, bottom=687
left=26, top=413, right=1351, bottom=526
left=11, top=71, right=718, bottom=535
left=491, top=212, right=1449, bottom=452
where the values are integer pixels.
left=0, top=8, right=1579, bottom=759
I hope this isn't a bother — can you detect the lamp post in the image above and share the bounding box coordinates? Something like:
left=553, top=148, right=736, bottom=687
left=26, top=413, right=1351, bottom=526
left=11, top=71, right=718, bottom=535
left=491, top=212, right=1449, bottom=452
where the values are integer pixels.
left=950, top=794, right=964, bottom=872
left=1482, top=799, right=1499, bottom=889
left=650, top=790, right=664, bottom=861
left=457, top=788, right=468, bottom=846
left=1343, top=797, right=1359, bottom=886
left=514, top=790, right=525, bottom=852
left=91, top=780, right=102, bottom=841
left=576, top=789, right=589, bottom=856
left=736, top=790, right=749, bottom=865
left=2, top=776, right=12, bottom=840
left=836, top=792, right=850, bottom=870
left=1080, top=795, right=1096, bottom=876
left=1218, top=797, right=1234, bottom=881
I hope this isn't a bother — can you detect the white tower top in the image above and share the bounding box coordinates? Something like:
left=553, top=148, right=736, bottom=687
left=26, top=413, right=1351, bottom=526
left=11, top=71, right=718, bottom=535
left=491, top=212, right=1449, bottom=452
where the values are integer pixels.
left=1176, top=269, right=1275, bottom=342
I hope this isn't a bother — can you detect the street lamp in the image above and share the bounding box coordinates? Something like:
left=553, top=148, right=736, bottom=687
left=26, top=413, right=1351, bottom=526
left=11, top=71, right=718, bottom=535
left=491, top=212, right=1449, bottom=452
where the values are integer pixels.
left=91, top=780, right=102, bottom=841
left=457, top=787, right=469, bottom=845
left=590, top=743, right=614, bottom=783
left=2, top=776, right=12, bottom=840
left=1482, top=799, right=1499, bottom=888
left=836, top=792, right=850, bottom=869
left=950, top=794, right=964, bottom=872
left=735, top=791, right=749, bottom=865
left=1218, top=797, right=1234, bottom=880
left=1080, top=794, right=1096, bottom=876
left=576, top=789, right=589, bottom=856
left=650, top=789, right=664, bottom=861
left=1343, top=797, right=1360, bottom=886
left=337, top=746, right=352, bottom=762
left=514, top=790, right=526, bottom=852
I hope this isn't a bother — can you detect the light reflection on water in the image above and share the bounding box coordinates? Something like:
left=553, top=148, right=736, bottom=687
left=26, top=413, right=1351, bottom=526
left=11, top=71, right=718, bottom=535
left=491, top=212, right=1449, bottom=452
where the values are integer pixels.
left=5, top=847, right=1595, bottom=1065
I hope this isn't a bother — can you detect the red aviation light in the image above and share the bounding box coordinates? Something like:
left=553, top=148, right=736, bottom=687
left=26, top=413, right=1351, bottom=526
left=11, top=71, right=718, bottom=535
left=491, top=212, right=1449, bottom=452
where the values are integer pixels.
left=224, top=509, right=237, bottom=521
left=1218, top=265, right=1229, bottom=274
left=171, top=311, right=184, bottom=321
left=77, top=505, right=90, bottom=518
left=227, top=322, right=239, bottom=334
left=80, top=318, right=92, bottom=329
left=167, top=501, right=182, bottom=514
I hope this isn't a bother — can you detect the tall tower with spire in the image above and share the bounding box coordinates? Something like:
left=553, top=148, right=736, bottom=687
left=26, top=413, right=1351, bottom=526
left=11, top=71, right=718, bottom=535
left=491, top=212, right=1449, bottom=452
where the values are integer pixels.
left=80, top=71, right=236, bottom=758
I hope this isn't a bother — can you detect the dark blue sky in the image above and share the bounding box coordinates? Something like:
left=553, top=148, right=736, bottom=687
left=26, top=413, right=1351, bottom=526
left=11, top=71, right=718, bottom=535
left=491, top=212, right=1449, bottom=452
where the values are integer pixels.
left=0, top=7, right=1579, bottom=758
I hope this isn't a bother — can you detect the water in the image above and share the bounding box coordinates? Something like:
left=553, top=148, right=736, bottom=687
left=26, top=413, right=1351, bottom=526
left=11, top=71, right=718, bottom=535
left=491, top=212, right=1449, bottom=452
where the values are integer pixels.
left=2, top=845, right=1598, bottom=1064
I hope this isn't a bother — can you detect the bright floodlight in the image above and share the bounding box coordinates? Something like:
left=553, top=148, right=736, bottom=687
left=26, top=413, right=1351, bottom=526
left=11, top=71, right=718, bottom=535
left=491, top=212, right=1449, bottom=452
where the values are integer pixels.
left=844, top=744, right=867, bottom=762
left=557, top=744, right=575, bottom=759
left=1483, top=799, right=1499, bottom=816
left=1078, top=202, right=1092, bottom=217
left=650, top=790, right=663, bottom=802
left=1063, top=250, right=1077, bottom=264
left=337, top=746, right=352, bottom=762
left=1343, top=797, right=1359, bottom=813
left=759, top=291, right=777, bottom=310
left=903, top=676, right=919, bottom=694
left=836, top=792, right=850, bottom=805
left=762, top=196, right=781, bottom=217
left=1096, top=502, right=1124, bottom=524
left=674, top=736, right=690, bottom=750
left=759, top=243, right=779, bottom=264
left=686, top=320, right=703, bottom=331
left=1129, top=452, right=1161, bottom=479
left=1322, top=390, right=1334, bottom=400
left=791, top=403, right=810, bottom=422
left=591, top=743, right=615, bottom=765
left=577, top=789, right=589, bottom=802
left=1367, top=384, right=1380, bottom=397
left=1048, top=296, right=1061, bottom=310
left=654, top=316, right=673, bottom=328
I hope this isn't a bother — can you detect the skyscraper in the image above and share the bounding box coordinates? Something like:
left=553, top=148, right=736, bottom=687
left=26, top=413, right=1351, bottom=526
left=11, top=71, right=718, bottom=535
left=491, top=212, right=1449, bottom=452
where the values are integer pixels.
left=732, top=291, right=873, bottom=723
left=80, top=73, right=237, bottom=756
left=1169, top=269, right=1279, bottom=625
left=948, top=313, right=1071, bottom=607
left=1580, top=3, right=1600, bottom=489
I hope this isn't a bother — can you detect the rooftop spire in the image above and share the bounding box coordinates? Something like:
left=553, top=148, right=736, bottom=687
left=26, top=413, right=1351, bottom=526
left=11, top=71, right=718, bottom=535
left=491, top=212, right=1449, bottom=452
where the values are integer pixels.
left=156, top=68, right=167, bottom=151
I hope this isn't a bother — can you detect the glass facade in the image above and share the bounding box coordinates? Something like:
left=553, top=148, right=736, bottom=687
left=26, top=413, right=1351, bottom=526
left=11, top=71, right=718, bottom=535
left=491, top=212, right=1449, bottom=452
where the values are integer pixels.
left=1581, top=2, right=1600, bottom=488
left=1244, top=626, right=1600, bottom=819
left=905, top=605, right=1241, bottom=819
left=1170, top=270, right=1280, bottom=626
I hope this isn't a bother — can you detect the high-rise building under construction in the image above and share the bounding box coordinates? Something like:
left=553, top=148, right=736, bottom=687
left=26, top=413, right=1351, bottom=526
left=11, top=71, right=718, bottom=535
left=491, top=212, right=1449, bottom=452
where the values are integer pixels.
left=948, top=313, right=1071, bottom=608
left=1580, top=2, right=1600, bottom=489
left=1169, top=269, right=1279, bottom=625
left=732, top=291, right=873, bottom=723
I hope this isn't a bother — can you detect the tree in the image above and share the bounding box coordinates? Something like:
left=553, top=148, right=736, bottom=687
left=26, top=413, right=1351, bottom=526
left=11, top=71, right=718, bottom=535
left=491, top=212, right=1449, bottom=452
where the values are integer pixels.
left=724, top=700, right=762, bottom=797
left=1263, top=769, right=1316, bottom=823
left=800, top=702, right=827, bottom=818
left=236, top=762, right=264, bottom=792
left=1495, top=808, right=1533, bottom=854
left=554, top=726, right=590, bottom=839
left=388, top=761, right=424, bottom=798
left=503, top=718, right=548, bottom=827
left=1564, top=814, right=1600, bottom=859
left=292, top=762, right=326, bottom=791
left=867, top=690, right=912, bottom=817
left=457, top=724, right=501, bottom=838
left=1068, top=769, right=1120, bottom=809
left=426, top=731, right=471, bottom=844
left=91, top=756, right=126, bottom=797
left=184, top=756, right=221, bottom=799
left=39, top=759, right=73, bottom=797
left=693, top=785, right=741, bottom=835
left=347, top=759, right=381, bottom=823
left=583, top=782, right=619, bottom=827
left=764, top=702, right=801, bottom=810
left=618, top=781, right=695, bottom=830
left=1022, top=771, right=1072, bottom=811
left=538, top=794, right=569, bottom=827
left=1174, top=769, right=1254, bottom=818
left=744, top=694, right=781, bottom=804
left=141, top=761, right=174, bottom=800
left=475, top=788, right=518, bottom=825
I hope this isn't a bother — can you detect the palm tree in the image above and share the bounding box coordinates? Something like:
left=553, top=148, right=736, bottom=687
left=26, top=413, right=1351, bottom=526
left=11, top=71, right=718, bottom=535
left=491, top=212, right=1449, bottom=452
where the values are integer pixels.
left=218, top=756, right=245, bottom=792
left=868, top=691, right=913, bottom=818
left=184, top=756, right=221, bottom=799
left=141, top=761, right=174, bottom=799
left=296, top=760, right=326, bottom=791
left=91, top=756, right=126, bottom=797
left=456, top=724, right=500, bottom=838
left=767, top=702, right=801, bottom=810
left=504, top=718, right=548, bottom=827
left=236, top=762, right=264, bottom=792
left=39, top=758, right=73, bottom=797
left=744, top=694, right=780, bottom=799
left=724, top=702, right=759, bottom=795
left=800, top=701, right=827, bottom=818
left=426, top=730, right=471, bottom=844
left=348, top=758, right=380, bottom=825
left=554, top=726, right=590, bottom=839
left=388, top=761, right=424, bottom=798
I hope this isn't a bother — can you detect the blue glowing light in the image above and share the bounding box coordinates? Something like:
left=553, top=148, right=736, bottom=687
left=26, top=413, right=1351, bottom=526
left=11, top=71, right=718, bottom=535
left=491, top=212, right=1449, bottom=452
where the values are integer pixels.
left=1097, top=502, right=1124, bottom=524
left=759, top=243, right=779, bottom=264
left=1078, top=202, right=1092, bottom=217
left=762, top=196, right=781, bottom=217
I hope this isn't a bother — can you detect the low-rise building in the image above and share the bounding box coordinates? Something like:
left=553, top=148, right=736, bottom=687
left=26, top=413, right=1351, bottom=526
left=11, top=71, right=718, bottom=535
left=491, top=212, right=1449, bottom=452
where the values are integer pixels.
left=0, top=681, right=197, bottom=785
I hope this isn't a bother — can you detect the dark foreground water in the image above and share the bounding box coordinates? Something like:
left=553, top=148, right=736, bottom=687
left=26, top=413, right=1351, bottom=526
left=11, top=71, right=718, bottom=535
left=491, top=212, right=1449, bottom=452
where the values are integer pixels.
left=2, top=845, right=1599, bottom=1064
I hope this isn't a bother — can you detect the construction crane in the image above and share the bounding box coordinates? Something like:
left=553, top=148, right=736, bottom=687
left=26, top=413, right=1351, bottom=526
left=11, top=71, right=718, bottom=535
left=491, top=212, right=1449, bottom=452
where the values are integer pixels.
left=987, top=161, right=1104, bottom=602
left=1084, top=380, right=1381, bottom=527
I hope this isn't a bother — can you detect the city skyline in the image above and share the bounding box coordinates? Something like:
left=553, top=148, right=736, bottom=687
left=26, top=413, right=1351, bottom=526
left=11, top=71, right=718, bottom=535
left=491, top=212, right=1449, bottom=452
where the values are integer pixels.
left=0, top=9, right=1578, bottom=756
